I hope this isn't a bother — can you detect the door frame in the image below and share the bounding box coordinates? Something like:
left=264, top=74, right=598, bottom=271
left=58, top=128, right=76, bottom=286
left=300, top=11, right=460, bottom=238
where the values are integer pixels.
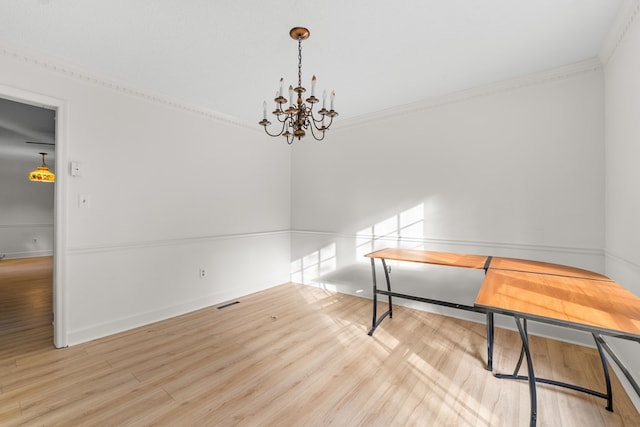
left=0, top=84, right=67, bottom=348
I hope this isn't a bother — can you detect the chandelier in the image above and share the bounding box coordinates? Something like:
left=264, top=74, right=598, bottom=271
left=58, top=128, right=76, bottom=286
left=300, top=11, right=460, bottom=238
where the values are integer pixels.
left=28, top=152, right=55, bottom=183
left=259, top=27, right=338, bottom=144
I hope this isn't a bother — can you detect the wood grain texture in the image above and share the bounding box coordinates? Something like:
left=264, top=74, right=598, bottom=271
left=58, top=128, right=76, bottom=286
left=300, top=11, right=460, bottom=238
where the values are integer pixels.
left=476, top=269, right=640, bottom=338
left=366, top=248, right=488, bottom=269
left=0, top=257, right=53, bottom=337
left=1, top=258, right=639, bottom=426
left=488, top=257, right=612, bottom=280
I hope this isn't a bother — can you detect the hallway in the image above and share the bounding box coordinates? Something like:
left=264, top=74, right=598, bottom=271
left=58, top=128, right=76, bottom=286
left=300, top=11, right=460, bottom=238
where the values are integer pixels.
left=0, top=256, right=54, bottom=359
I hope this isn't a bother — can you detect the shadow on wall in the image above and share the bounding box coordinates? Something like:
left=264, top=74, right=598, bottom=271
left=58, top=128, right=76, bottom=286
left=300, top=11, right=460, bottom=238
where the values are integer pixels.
left=291, top=242, right=337, bottom=286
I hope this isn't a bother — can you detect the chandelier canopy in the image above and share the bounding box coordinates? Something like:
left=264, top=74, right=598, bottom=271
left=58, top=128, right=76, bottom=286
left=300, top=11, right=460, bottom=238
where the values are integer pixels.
left=259, top=27, right=338, bottom=144
left=28, top=152, right=55, bottom=183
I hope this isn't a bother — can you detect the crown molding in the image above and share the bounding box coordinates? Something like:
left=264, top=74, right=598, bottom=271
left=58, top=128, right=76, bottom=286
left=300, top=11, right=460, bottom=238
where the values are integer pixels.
left=0, top=40, right=258, bottom=132
left=599, top=0, right=640, bottom=65
left=1, top=39, right=605, bottom=135
left=337, top=58, right=602, bottom=131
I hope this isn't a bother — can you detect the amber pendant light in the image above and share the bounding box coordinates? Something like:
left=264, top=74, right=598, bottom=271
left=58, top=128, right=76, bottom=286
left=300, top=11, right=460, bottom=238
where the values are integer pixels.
left=28, top=152, right=55, bottom=183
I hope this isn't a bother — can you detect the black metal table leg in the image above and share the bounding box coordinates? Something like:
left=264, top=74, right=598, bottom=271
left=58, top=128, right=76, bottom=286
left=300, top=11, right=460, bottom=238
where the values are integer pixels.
left=517, top=318, right=538, bottom=427
left=495, top=321, right=614, bottom=423
left=370, top=258, right=377, bottom=327
left=483, top=256, right=494, bottom=372
left=598, top=335, right=640, bottom=403
left=486, top=311, right=494, bottom=371
left=381, top=259, right=393, bottom=320
left=368, top=258, right=379, bottom=335
left=593, top=333, right=613, bottom=412
left=368, top=258, right=393, bottom=336
left=495, top=318, right=537, bottom=426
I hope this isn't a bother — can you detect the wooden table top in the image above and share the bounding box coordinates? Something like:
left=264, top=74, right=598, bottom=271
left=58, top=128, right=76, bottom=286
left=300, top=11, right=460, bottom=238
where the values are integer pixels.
left=488, top=257, right=611, bottom=281
left=365, top=248, right=489, bottom=270
left=366, top=248, right=640, bottom=338
left=475, top=269, right=640, bottom=339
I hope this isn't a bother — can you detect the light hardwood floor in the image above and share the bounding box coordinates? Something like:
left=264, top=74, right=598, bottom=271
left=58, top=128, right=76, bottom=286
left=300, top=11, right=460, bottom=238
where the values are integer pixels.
left=1, top=257, right=639, bottom=426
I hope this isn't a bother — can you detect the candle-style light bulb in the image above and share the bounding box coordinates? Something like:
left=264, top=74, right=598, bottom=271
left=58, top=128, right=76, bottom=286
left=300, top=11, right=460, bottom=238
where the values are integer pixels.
left=330, top=91, right=335, bottom=110
left=322, top=90, right=327, bottom=109
left=311, top=75, right=317, bottom=97
left=289, top=85, right=294, bottom=107
left=279, top=78, right=284, bottom=97
left=263, top=101, right=267, bottom=120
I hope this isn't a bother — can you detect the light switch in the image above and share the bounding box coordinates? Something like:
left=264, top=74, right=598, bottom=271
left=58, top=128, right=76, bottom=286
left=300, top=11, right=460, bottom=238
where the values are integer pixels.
left=70, top=161, right=82, bottom=177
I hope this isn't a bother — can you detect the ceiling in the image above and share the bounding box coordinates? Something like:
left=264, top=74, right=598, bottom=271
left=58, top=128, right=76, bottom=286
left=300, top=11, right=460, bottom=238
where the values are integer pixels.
left=0, top=97, right=55, bottom=163
left=0, top=0, right=624, bottom=149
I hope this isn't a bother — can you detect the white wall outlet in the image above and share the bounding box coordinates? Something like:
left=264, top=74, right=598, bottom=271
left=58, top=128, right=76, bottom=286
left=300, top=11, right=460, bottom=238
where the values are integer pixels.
left=199, top=268, right=207, bottom=278
left=79, top=194, right=91, bottom=208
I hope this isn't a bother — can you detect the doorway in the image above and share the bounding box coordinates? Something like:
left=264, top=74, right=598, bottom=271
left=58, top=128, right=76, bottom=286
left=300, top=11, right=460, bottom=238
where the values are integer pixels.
left=0, top=86, right=66, bottom=348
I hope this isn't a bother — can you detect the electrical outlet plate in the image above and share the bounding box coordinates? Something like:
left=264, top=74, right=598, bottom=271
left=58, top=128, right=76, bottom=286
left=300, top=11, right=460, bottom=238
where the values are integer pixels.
left=199, top=268, right=207, bottom=278
left=79, top=194, right=90, bottom=208
left=70, top=161, right=82, bottom=177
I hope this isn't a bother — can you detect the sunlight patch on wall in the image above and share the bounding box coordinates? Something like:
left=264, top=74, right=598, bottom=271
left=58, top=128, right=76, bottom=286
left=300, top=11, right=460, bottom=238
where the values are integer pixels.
left=356, top=203, right=425, bottom=261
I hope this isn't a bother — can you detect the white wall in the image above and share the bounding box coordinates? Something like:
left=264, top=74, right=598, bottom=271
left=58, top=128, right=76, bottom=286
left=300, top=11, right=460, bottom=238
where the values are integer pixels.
left=0, top=43, right=291, bottom=345
left=603, top=0, right=640, bottom=409
left=0, top=156, right=54, bottom=258
left=2, top=8, right=638, bottom=404
left=291, top=61, right=606, bottom=342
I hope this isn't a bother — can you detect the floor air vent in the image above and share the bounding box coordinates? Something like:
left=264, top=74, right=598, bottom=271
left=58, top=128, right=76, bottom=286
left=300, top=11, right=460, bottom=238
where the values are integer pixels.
left=217, top=301, right=240, bottom=309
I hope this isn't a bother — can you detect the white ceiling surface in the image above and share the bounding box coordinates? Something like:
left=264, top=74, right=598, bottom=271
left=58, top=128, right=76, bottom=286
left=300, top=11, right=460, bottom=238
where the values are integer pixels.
left=0, top=97, right=55, bottom=162
left=0, top=0, right=623, bottom=129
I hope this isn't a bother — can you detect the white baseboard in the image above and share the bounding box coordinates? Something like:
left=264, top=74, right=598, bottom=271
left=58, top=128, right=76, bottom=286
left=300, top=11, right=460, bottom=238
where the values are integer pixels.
left=1, top=250, right=54, bottom=259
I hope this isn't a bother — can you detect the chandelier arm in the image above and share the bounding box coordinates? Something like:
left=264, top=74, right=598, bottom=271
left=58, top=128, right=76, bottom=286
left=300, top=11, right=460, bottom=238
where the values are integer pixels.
left=326, top=115, right=335, bottom=128
left=308, top=111, right=328, bottom=125
left=307, top=120, right=327, bottom=141
left=305, top=107, right=319, bottom=122
left=262, top=120, right=288, bottom=137
left=308, top=107, right=337, bottom=127
left=309, top=114, right=334, bottom=132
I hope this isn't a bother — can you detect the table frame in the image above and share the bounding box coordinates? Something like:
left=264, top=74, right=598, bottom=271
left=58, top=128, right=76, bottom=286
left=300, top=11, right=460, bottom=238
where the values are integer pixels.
left=476, top=266, right=640, bottom=426
left=496, top=318, right=613, bottom=426
left=366, top=248, right=640, bottom=427
left=367, top=253, right=495, bottom=371
left=481, top=302, right=640, bottom=427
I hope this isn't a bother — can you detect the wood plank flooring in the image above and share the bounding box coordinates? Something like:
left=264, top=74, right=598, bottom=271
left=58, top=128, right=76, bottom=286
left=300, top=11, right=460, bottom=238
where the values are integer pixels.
left=0, top=257, right=52, bottom=337
left=1, top=257, right=639, bottom=426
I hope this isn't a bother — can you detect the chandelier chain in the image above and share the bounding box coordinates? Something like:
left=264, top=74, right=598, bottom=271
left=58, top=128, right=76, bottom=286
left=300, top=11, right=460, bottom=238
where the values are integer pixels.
left=297, top=38, right=303, bottom=89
